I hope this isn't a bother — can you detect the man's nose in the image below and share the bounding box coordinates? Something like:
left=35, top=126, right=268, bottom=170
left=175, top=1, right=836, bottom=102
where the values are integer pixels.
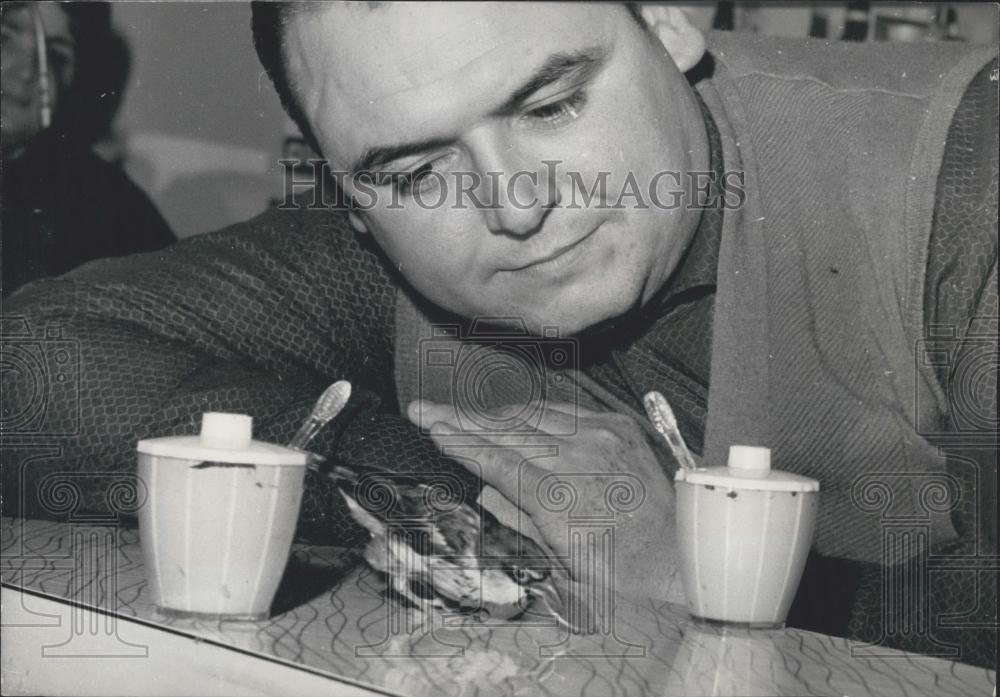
left=471, top=139, right=561, bottom=238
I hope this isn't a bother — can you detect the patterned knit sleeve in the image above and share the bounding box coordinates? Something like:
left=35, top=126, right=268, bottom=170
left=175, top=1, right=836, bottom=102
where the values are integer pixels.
left=843, top=57, right=998, bottom=669
left=1, top=204, right=469, bottom=544
left=922, top=57, right=999, bottom=554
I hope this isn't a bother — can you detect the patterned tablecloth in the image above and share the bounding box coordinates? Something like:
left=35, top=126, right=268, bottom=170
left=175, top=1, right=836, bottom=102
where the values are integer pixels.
left=1, top=517, right=995, bottom=696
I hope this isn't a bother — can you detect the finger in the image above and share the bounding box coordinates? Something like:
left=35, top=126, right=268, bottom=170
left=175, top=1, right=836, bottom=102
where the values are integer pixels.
left=409, top=399, right=531, bottom=433
left=531, top=403, right=579, bottom=435
left=412, top=399, right=575, bottom=439
left=449, top=436, right=565, bottom=480
left=410, top=398, right=606, bottom=426
left=407, top=399, right=456, bottom=430
left=428, top=421, right=547, bottom=502
left=537, top=401, right=621, bottom=448
left=441, top=423, right=564, bottom=467
left=539, top=401, right=608, bottom=420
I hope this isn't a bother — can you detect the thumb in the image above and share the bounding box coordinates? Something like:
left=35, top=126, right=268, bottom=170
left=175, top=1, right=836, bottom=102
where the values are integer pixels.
left=427, top=421, right=550, bottom=504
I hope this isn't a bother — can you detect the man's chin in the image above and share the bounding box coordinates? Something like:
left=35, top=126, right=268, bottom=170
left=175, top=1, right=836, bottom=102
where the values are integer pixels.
left=455, top=282, right=638, bottom=337
left=517, top=300, right=632, bottom=338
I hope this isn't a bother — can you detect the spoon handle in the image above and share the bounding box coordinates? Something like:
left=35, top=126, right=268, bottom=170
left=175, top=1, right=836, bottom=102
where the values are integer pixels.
left=290, top=380, right=352, bottom=466
left=643, top=390, right=698, bottom=471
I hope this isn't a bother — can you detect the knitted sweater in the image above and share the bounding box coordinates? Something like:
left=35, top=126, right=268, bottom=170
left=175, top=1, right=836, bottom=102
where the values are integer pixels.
left=397, top=32, right=998, bottom=564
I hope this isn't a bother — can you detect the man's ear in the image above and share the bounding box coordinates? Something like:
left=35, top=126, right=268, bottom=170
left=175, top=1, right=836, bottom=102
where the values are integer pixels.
left=348, top=210, right=369, bottom=234
left=639, top=5, right=706, bottom=73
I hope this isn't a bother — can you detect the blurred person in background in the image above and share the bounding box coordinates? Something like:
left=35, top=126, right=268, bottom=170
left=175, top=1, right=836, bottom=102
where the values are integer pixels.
left=1, top=1, right=175, bottom=296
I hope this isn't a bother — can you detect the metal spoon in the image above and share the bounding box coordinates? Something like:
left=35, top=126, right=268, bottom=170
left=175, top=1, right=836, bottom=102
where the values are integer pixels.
left=643, top=390, right=698, bottom=471
left=289, top=380, right=352, bottom=469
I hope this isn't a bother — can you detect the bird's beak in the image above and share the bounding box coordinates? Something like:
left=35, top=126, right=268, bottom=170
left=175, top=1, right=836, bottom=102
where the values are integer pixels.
left=329, top=464, right=357, bottom=483
left=305, top=452, right=326, bottom=473
left=530, top=578, right=584, bottom=634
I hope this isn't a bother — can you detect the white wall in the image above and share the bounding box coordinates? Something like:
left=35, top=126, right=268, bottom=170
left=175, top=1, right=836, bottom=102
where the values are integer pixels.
left=677, top=2, right=999, bottom=44
left=110, top=2, right=997, bottom=238
left=111, top=2, right=289, bottom=239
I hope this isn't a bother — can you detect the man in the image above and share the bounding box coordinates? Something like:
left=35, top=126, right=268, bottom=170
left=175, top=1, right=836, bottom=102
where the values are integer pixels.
left=1, top=1, right=175, bottom=295
left=2, top=2, right=995, bottom=665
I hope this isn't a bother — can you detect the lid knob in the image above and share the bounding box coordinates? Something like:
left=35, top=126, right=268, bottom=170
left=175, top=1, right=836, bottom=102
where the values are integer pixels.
left=727, top=445, right=771, bottom=473
left=200, top=412, right=253, bottom=450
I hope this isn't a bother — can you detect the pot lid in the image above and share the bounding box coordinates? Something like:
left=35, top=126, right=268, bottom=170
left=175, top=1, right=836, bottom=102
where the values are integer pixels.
left=136, top=412, right=308, bottom=467
left=674, top=445, right=819, bottom=493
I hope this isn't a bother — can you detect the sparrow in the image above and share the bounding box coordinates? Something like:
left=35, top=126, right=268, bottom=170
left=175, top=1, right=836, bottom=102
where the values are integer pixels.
left=329, top=463, right=567, bottom=624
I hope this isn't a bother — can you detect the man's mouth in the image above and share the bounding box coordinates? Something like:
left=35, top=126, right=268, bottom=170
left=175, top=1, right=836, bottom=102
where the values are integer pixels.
left=503, top=226, right=601, bottom=277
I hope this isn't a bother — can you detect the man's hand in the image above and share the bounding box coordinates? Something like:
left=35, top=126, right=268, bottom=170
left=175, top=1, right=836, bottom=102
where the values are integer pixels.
left=407, top=400, right=686, bottom=605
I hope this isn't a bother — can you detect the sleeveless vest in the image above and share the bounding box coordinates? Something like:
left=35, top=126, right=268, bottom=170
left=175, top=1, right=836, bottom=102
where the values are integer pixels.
left=393, top=32, right=998, bottom=565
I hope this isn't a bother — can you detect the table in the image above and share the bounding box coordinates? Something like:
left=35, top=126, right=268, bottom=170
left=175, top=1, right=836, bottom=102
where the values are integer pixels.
left=1, top=517, right=995, bottom=696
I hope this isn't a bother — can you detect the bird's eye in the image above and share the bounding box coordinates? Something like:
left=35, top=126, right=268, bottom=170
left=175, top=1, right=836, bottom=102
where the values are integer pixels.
left=511, top=566, right=544, bottom=585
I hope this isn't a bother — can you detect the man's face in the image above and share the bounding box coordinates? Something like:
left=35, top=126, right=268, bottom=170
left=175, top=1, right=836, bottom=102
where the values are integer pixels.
left=1, top=2, right=75, bottom=157
left=287, top=2, right=707, bottom=335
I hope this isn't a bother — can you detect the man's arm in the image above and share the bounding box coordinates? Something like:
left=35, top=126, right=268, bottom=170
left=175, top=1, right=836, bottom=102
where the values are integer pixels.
left=923, top=57, right=998, bottom=555
left=1, top=204, right=407, bottom=541
left=843, top=57, right=999, bottom=668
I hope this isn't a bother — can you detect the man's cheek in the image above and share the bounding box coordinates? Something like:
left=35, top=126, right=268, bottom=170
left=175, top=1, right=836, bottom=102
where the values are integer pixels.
left=402, top=255, right=475, bottom=299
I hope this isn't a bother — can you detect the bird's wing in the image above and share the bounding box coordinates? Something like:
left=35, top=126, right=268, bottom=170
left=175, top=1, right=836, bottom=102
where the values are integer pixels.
left=336, top=488, right=385, bottom=537
left=478, top=502, right=552, bottom=562
left=332, top=462, right=483, bottom=559
left=430, top=502, right=481, bottom=562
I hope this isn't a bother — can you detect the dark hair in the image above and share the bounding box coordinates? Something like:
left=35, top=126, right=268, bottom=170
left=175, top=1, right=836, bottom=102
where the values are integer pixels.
left=251, top=1, right=322, bottom=153
left=250, top=2, right=646, bottom=156
left=57, top=2, right=131, bottom=147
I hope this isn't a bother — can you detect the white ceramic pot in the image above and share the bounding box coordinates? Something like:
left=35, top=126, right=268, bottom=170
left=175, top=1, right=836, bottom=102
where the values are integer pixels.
left=136, top=413, right=308, bottom=619
left=675, top=445, right=819, bottom=628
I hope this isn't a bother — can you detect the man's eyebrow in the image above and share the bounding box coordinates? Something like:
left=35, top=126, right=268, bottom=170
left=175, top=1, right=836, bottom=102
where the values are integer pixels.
left=351, top=136, right=454, bottom=175
left=349, top=45, right=608, bottom=175
left=493, top=45, right=608, bottom=117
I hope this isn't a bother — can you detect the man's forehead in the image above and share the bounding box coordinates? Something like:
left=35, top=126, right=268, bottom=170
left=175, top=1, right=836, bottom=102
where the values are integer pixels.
left=286, top=2, right=622, bottom=163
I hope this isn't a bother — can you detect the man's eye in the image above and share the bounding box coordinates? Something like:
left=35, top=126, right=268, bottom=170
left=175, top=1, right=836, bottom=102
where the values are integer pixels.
left=522, top=88, right=588, bottom=130
left=394, top=155, right=454, bottom=197
left=395, top=163, right=434, bottom=195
